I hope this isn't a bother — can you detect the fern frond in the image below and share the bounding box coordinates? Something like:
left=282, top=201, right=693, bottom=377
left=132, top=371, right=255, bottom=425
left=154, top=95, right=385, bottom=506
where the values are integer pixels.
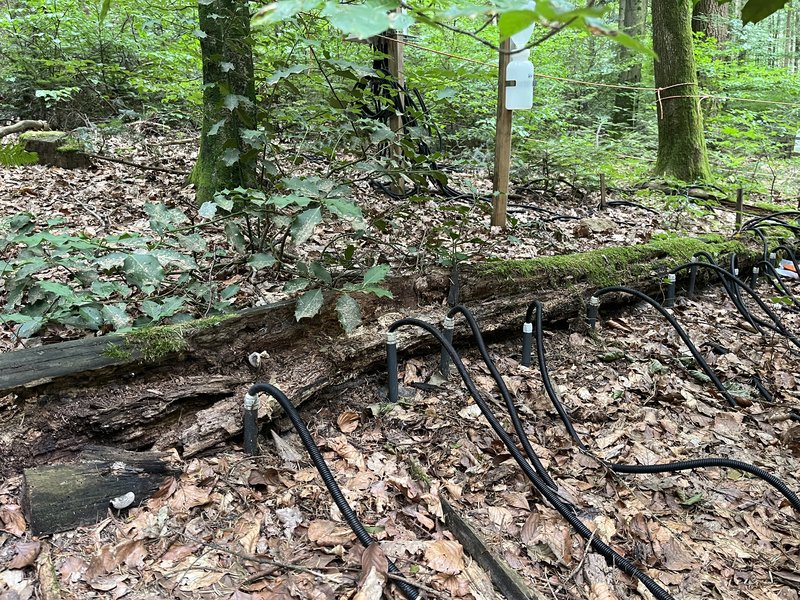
left=0, top=143, right=39, bottom=166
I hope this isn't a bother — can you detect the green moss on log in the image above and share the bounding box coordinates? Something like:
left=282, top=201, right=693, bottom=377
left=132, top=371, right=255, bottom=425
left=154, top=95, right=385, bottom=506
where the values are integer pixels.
left=479, top=235, right=749, bottom=287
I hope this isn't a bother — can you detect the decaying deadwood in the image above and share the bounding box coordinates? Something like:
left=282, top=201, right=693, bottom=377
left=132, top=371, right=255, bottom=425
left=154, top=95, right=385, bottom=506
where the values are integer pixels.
left=0, top=120, right=50, bottom=139
left=0, top=239, right=762, bottom=474
left=440, top=495, right=539, bottom=600
left=21, top=446, right=181, bottom=535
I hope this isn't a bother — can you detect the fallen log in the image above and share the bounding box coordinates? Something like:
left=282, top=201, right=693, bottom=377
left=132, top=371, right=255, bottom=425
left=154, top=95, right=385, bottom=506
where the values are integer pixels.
left=0, top=236, right=759, bottom=475
left=21, top=446, right=181, bottom=535
left=0, top=120, right=50, bottom=139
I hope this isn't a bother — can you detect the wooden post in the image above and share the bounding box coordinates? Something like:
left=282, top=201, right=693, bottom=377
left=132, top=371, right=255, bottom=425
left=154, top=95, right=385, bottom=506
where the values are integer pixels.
left=386, top=30, right=405, bottom=194
left=735, top=187, right=744, bottom=231
left=599, top=173, right=607, bottom=209
left=492, top=38, right=512, bottom=229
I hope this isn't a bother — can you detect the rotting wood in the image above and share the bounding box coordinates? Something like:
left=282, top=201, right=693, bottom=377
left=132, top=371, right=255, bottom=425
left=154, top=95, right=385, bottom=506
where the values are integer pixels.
left=0, top=120, right=50, bottom=139
left=21, top=445, right=181, bottom=535
left=440, top=495, right=537, bottom=600
left=0, top=239, right=763, bottom=472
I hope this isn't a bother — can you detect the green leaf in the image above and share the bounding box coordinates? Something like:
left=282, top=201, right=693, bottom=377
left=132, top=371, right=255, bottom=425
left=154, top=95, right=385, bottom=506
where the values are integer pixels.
left=198, top=202, right=217, bottom=219
left=220, top=62, right=234, bottom=72
left=99, top=0, right=111, bottom=22
left=290, top=207, right=322, bottom=245
left=102, top=303, right=131, bottom=330
left=208, top=119, right=226, bottom=136
left=221, top=284, right=240, bottom=300
left=295, top=288, right=323, bottom=321
left=247, top=253, right=276, bottom=269
left=151, top=249, right=198, bottom=271
left=363, top=264, right=390, bottom=286
left=79, top=306, right=103, bottom=330
left=498, top=10, right=537, bottom=41
left=252, top=0, right=322, bottom=28
left=39, top=281, right=75, bottom=298
left=336, top=294, right=362, bottom=333
left=310, top=261, right=332, bottom=285
left=96, top=252, right=128, bottom=271
left=266, top=64, right=308, bottom=85
left=222, top=148, right=241, bottom=166
left=361, top=285, right=393, bottom=299
left=741, top=0, right=789, bottom=24
left=322, top=1, right=392, bottom=40
left=269, top=194, right=313, bottom=209
left=284, top=278, right=310, bottom=293
left=123, top=253, right=165, bottom=291
left=17, top=317, right=44, bottom=338
left=325, top=198, right=363, bottom=223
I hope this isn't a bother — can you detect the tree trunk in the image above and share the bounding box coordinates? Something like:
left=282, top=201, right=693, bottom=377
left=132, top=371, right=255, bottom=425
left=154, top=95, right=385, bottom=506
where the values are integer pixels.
left=652, top=0, right=711, bottom=182
left=692, top=0, right=729, bottom=43
left=191, top=0, right=259, bottom=205
left=611, top=0, right=646, bottom=129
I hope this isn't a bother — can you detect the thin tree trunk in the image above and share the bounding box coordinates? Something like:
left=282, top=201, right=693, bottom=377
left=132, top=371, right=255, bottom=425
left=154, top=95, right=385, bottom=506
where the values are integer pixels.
left=652, top=0, right=710, bottom=182
left=191, top=0, right=259, bottom=205
left=611, top=0, right=646, bottom=129
left=692, top=0, right=729, bottom=43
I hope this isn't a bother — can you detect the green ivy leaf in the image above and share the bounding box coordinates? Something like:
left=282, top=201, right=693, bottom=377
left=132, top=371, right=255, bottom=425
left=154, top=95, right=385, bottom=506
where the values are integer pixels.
left=78, top=305, right=103, bottom=330
left=295, top=288, right=323, bottom=321
left=123, top=253, right=165, bottom=291
left=247, top=253, right=276, bottom=269
left=284, top=278, right=310, bottom=293
left=17, top=317, right=44, bottom=338
left=363, top=263, right=390, bottom=286
left=361, top=285, right=394, bottom=299
left=336, top=294, right=361, bottom=332
left=269, top=194, right=313, bottom=209
left=222, top=148, right=241, bottom=166
left=291, top=207, right=322, bottom=245
left=208, top=119, right=226, bottom=136
left=310, top=261, right=332, bottom=285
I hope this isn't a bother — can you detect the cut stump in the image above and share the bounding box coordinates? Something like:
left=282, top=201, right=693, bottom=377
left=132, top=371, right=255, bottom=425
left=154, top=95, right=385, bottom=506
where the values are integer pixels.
left=20, top=130, right=91, bottom=169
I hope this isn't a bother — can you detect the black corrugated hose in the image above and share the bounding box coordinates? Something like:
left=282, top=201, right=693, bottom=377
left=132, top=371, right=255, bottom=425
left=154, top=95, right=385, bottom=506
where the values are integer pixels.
left=388, top=317, right=677, bottom=600
left=245, top=383, right=420, bottom=600
left=446, top=305, right=559, bottom=490
left=590, top=286, right=738, bottom=407
left=527, top=302, right=800, bottom=513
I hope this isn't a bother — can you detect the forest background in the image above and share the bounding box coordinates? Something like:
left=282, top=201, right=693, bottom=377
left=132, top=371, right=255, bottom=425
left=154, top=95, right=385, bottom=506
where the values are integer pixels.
left=0, top=0, right=799, bottom=340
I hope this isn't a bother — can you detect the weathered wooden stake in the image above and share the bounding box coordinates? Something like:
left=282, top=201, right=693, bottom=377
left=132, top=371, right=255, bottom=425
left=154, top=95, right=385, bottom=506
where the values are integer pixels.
left=386, top=30, right=405, bottom=195
left=599, top=173, right=607, bottom=209
left=735, top=187, right=744, bottom=231
left=492, top=38, right=512, bottom=229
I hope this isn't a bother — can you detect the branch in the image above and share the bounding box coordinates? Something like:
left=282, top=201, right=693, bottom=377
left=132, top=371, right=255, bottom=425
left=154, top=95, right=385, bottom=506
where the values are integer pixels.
left=0, top=120, right=50, bottom=140
left=88, top=153, right=190, bottom=175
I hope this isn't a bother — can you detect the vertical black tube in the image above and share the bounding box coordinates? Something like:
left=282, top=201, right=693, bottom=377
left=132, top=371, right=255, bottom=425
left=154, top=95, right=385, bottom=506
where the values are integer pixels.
left=243, top=393, right=259, bottom=455
left=687, top=256, right=697, bottom=299
left=521, top=321, right=533, bottom=366
left=440, top=316, right=454, bottom=378
left=587, top=296, right=600, bottom=329
left=750, top=266, right=759, bottom=289
left=664, top=273, right=676, bottom=308
left=387, top=331, right=399, bottom=402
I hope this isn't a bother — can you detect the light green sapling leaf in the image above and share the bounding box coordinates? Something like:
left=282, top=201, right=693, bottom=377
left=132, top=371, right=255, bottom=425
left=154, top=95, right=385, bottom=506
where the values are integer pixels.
left=363, top=263, right=390, bottom=286
left=321, top=1, right=392, bottom=39
left=208, top=119, right=226, bottom=136
left=295, top=288, right=323, bottom=321
left=291, top=207, right=322, bottom=245
left=17, top=317, right=44, bottom=338
left=123, top=253, right=165, bottom=290
left=310, top=261, right=332, bottom=285
left=284, top=278, right=310, bottom=293
left=102, top=303, right=131, bottom=329
left=247, top=253, right=276, bottom=269
left=198, top=201, right=217, bottom=219
left=336, top=294, right=362, bottom=332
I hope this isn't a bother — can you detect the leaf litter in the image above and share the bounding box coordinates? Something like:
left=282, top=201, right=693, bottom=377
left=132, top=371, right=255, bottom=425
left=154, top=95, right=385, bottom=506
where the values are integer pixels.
left=0, top=129, right=799, bottom=598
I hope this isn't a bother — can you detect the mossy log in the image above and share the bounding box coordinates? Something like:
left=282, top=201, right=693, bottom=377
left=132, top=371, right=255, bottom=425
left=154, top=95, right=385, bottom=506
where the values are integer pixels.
left=20, top=130, right=91, bottom=169
left=0, top=236, right=761, bottom=475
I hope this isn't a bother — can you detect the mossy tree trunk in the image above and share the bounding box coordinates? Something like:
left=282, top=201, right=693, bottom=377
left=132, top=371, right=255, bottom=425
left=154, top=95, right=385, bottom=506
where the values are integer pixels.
left=191, top=0, right=259, bottom=205
left=652, top=0, right=711, bottom=182
left=692, top=0, right=729, bottom=43
left=611, top=0, right=646, bottom=129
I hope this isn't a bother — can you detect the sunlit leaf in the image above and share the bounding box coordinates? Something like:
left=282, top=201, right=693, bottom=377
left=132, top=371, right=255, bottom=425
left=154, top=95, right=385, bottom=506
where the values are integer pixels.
left=336, top=294, right=362, bottom=332
left=291, top=207, right=322, bottom=245
left=295, top=288, right=323, bottom=321
left=363, top=264, right=390, bottom=286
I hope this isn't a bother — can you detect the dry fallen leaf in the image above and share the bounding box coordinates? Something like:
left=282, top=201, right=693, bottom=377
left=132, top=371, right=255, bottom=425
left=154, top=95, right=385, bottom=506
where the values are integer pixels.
left=353, top=566, right=385, bottom=600
left=307, top=520, right=355, bottom=547
left=424, top=539, right=465, bottom=575
left=0, top=504, right=26, bottom=536
left=360, top=543, right=389, bottom=581
left=337, top=410, right=360, bottom=433
left=8, top=540, right=41, bottom=569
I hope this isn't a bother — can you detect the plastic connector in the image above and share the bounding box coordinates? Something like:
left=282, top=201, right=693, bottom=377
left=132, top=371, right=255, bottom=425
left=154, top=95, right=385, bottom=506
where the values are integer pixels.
left=440, top=316, right=455, bottom=378
left=750, top=266, right=760, bottom=289
left=687, top=256, right=697, bottom=299
left=587, top=296, right=600, bottom=329
left=664, top=273, right=676, bottom=308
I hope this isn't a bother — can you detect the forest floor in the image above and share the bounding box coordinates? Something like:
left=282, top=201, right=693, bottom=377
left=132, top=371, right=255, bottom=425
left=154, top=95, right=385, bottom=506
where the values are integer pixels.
left=1, top=129, right=799, bottom=600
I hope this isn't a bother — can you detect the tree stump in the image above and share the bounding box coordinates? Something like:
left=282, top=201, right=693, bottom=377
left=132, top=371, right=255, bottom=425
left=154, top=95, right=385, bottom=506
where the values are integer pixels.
left=20, top=131, right=91, bottom=169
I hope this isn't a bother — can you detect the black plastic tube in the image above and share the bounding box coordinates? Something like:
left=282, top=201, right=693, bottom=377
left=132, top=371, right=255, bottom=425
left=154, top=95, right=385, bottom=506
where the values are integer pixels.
left=529, top=301, right=587, bottom=449
left=246, top=384, right=420, bottom=600
left=524, top=306, right=800, bottom=512
left=750, top=375, right=774, bottom=403
left=440, top=316, right=454, bottom=378
left=387, top=331, right=399, bottom=402
left=687, top=257, right=698, bottom=299
left=447, top=305, right=558, bottom=490
left=754, top=260, right=800, bottom=312
left=664, top=273, right=676, bottom=308
left=521, top=320, right=533, bottom=367
left=387, top=318, right=676, bottom=600
left=687, top=252, right=760, bottom=332
left=243, top=393, right=259, bottom=456
left=593, top=286, right=738, bottom=407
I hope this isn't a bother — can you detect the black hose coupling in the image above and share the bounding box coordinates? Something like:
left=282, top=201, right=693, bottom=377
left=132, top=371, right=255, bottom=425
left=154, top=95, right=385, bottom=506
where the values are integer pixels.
left=664, top=273, right=676, bottom=308
left=521, top=320, right=533, bottom=366
left=386, top=331, right=399, bottom=403
left=440, top=316, right=455, bottom=378
left=587, top=295, right=600, bottom=329
left=243, top=392, right=259, bottom=456
left=688, top=256, right=697, bottom=299
left=750, top=266, right=759, bottom=289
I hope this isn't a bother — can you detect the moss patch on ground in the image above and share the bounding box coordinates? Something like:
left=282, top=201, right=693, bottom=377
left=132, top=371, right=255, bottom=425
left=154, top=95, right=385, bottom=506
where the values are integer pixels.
left=479, top=235, right=750, bottom=288
left=20, top=130, right=84, bottom=153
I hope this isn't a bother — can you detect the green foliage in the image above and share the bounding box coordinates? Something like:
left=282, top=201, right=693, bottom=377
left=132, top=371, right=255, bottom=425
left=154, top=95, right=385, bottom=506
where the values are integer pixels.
left=0, top=143, right=38, bottom=166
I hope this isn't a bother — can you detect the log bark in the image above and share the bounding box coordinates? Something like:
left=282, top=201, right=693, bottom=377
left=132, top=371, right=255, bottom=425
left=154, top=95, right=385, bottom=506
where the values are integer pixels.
left=21, top=446, right=181, bottom=535
left=0, top=120, right=50, bottom=139
left=0, top=238, right=761, bottom=475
